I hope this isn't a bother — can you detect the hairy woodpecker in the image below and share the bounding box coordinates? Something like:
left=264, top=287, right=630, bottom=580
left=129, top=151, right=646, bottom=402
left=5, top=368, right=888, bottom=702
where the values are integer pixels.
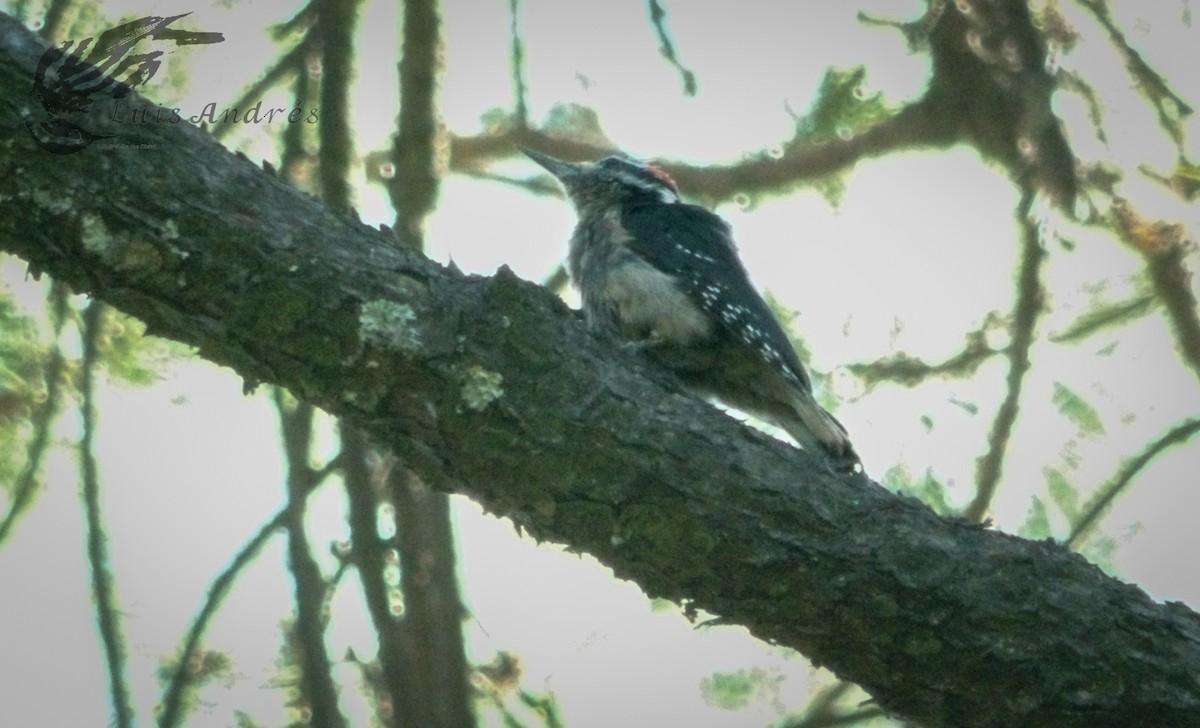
left=523, top=148, right=860, bottom=473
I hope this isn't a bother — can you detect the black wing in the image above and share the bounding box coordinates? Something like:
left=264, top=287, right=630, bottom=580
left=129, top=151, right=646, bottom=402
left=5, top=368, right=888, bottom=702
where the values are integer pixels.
left=620, top=201, right=813, bottom=392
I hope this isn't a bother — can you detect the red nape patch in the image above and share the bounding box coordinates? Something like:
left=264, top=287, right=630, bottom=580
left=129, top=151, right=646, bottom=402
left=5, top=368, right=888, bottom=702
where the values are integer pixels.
left=647, top=164, right=678, bottom=191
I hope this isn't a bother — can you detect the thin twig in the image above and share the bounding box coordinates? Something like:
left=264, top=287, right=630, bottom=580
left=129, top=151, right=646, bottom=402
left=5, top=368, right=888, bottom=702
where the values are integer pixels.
left=455, top=166, right=564, bottom=197
left=784, top=678, right=887, bottom=727
left=1066, top=418, right=1200, bottom=549
left=1048, top=291, right=1156, bottom=344
left=848, top=328, right=1003, bottom=389
left=275, top=390, right=347, bottom=728
left=158, top=510, right=287, bottom=728
left=391, top=0, right=441, bottom=248
left=857, top=6, right=941, bottom=52
left=1141, top=243, right=1200, bottom=385
left=80, top=301, right=136, bottom=728
left=341, top=426, right=404, bottom=728
left=787, top=707, right=887, bottom=728
left=965, top=190, right=1045, bottom=522
left=1107, top=199, right=1200, bottom=385
left=646, top=0, right=696, bottom=96
left=1074, top=0, right=1194, bottom=148
left=317, top=0, right=361, bottom=213
left=158, top=444, right=342, bottom=727
left=272, top=0, right=318, bottom=40
left=789, top=680, right=852, bottom=727
left=1056, top=69, right=1109, bottom=145
left=508, top=0, right=528, bottom=126
left=210, top=30, right=318, bottom=142
left=0, top=284, right=68, bottom=547
left=280, top=28, right=318, bottom=193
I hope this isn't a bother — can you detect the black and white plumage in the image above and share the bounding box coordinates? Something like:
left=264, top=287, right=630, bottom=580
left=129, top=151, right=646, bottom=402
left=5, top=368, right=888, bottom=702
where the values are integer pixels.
left=523, top=149, right=859, bottom=472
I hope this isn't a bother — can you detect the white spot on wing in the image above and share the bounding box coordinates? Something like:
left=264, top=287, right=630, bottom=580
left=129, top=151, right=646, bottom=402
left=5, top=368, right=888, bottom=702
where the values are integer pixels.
left=675, top=243, right=716, bottom=263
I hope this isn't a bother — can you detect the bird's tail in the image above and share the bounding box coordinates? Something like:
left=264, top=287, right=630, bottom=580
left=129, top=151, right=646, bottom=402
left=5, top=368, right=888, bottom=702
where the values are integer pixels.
left=783, top=389, right=860, bottom=473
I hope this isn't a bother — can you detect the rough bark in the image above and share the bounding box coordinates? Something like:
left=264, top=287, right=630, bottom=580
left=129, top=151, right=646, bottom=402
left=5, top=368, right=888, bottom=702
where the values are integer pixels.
left=1, top=13, right=1199, bottom=727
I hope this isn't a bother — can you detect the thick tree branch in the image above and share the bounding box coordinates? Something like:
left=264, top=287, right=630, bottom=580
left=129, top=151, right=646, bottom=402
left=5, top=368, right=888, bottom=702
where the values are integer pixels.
left=448, top=101, right=949, bottom=207
left=450, top=0, right=1078, bottom=210
left=1, top=15, right=1199, bottom=727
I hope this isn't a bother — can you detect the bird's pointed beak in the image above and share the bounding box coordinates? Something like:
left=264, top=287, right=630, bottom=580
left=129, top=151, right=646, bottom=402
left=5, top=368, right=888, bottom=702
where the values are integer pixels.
left=520, top=147, right=583, bottom=183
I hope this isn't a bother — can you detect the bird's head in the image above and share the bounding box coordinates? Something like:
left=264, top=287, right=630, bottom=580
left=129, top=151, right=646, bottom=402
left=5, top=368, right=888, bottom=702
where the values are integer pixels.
left=521, top=148, right=680, bottom=211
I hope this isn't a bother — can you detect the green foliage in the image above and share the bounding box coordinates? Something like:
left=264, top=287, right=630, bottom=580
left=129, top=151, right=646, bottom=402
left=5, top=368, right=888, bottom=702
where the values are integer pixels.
left=812, top=176, right=847, bottom=208
left=480, top=682, right=564, bottom=728
left=1021, top=462, right=1120, bottom=572
left=1049, top=292, right=1156, bottom=344
left=1020, top=469, right=1084, bottom=541
left=0, top=292, right=49, bottom=486
left=155, top=648, right=235, bottom=725
left=1, top=281, right=180, bottom=544
left=96, top=308, right=172, bottom=386
left=1051, top=382, right=1105, bottom=436
left=543, top=103, right=608, bottom=145
left=790, top=66, right=893, bottom=205
left=797, top=67, right=890, bottom=145
left=0, top=293, right=46, bottom=414
left=699, top=667, right=783, bottom=712
left=949, top=398, right=979, bottom=415
left=515, top=690, right=565, bottom=728
left=233, top=711, right=267, bottom=728
left=1, top=286, right=178, bottom=415
left=762, top=290, right=813, bottom=360
left=481, top=106, right=513, bottom=133
left=1080, top=532, right=1121, bottom=572
left=761, top=290, right=852, bottom=411
left=1043, top=467, right=1080, bottom=523
left=649, top=596, right=676, bottom=612
left=1020, top=496, right=1053, bottom=540
left=0, top=416, right=18, bottom=490
left=66, top=2, right=105, bottom=41
left=1165, top=158, right=1200, bottom=200
left=702, top=669, right=756, bottom=710
left=882, top=464, right=953, bottom=516
left=482, top=100, right=609, bottom=144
